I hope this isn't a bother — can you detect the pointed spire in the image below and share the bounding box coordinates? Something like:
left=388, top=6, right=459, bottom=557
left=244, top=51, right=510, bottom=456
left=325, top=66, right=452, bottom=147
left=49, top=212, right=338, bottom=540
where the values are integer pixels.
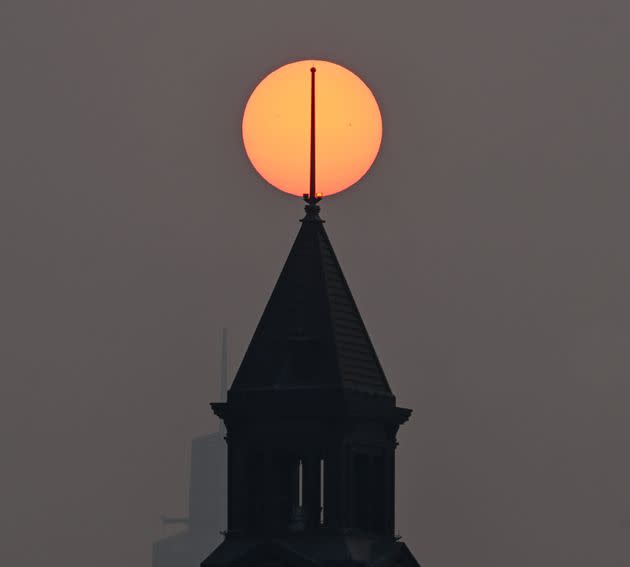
left=230, top=66, right=390, bottom=397
left=231, top=217, right=391, bottom=396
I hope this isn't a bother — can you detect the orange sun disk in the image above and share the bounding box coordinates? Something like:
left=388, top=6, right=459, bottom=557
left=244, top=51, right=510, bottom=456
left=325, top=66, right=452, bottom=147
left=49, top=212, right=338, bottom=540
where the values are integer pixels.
left=242, top=60, right=383, bottom=198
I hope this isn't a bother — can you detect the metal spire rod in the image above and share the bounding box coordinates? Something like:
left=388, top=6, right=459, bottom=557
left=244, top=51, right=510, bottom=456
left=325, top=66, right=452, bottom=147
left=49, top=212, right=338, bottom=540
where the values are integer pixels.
left=304, top=66, right=322, bottom=209
left=309, top=66, right=316, bottom=202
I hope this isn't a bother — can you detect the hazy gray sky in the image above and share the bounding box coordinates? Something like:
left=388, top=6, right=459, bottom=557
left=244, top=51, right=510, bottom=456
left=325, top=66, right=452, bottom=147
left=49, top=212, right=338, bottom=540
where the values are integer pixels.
left=1, top=1, right=629, bottom=566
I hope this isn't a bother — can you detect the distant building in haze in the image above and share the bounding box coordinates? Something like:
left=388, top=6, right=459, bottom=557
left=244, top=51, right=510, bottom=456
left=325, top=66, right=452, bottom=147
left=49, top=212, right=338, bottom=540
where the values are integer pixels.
left=152, top=329, right=228, bottom=567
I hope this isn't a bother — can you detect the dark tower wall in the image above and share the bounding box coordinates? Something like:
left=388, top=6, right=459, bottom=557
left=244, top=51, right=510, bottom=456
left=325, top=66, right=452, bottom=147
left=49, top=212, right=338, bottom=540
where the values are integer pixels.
left=218, top=395, right=406, bottom=538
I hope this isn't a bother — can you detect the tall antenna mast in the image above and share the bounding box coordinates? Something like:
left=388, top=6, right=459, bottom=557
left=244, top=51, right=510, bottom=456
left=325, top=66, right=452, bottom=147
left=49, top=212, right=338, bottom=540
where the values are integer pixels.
left=220, top=327, right=228, bottom=403
left=220, top=327, right=228, bottom=435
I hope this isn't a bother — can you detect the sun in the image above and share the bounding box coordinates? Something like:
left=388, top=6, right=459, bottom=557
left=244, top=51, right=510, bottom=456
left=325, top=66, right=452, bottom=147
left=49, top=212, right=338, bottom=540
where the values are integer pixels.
left=242, top=60, right=382, bottom=198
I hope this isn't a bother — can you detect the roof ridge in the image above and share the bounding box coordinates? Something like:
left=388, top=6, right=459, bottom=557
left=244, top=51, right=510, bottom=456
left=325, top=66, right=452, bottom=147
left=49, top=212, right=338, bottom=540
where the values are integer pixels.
left=316, top=222, right=343, bottom=389
left=317, top=223, right=392, bottom=395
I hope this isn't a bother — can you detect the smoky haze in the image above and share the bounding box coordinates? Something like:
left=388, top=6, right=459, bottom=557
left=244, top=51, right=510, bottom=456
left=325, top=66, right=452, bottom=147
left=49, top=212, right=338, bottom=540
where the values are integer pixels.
left=1, top=1, right=629, bottom=566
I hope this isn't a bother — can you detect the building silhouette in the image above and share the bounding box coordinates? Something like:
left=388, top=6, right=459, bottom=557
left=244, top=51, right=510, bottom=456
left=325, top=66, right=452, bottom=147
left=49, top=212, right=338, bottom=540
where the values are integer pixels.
left=202, top=202, right=420, bottom=566
left=152, top=330, right=229, bottom=567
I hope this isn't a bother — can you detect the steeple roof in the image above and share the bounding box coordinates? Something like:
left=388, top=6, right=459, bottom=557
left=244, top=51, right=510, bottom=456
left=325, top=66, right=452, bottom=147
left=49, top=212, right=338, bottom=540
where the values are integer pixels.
left=230, top=204, right=391, bottom=396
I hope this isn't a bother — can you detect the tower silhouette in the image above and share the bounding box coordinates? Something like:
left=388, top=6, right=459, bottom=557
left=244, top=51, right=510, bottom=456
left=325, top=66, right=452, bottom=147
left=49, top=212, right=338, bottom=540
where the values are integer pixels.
left=152, top=329, right=229, bottom=567
left=201, top=204, right=419, bottom=566
left=202, top=65, right=418, bottom=566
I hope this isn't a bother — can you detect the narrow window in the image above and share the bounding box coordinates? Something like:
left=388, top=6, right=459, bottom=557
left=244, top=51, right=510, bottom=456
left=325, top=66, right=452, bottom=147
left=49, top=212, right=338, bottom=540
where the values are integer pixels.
left=246, top=451, right=265, bottom=529
left=320, top=458, right=325, bottom=525
left=298, top=459, right=303, bottom=507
